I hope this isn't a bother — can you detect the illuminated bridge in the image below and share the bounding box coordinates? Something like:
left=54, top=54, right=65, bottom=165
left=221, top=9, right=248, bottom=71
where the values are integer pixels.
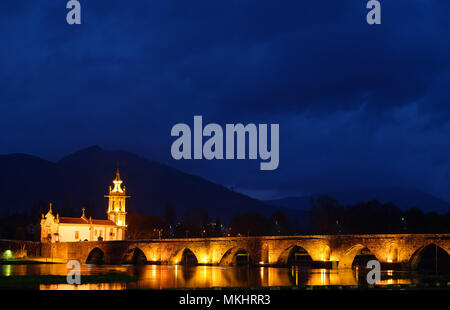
left=2, top=234, right=450, bottom=269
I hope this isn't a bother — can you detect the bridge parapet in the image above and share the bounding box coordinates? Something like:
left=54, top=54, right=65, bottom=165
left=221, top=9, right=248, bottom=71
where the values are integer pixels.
left=2, top=234, right=450, bottom=270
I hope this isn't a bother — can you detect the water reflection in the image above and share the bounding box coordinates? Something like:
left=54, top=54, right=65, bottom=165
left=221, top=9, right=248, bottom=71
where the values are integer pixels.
left=0, top=263, right=443, bottom=290
left=1, top=265, right=11, bottom=277
left=41, top=283, right=126, bottom=290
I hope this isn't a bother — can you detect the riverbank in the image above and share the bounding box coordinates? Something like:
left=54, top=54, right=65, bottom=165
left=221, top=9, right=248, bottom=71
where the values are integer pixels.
left=0, top=257, right=65, bottom=264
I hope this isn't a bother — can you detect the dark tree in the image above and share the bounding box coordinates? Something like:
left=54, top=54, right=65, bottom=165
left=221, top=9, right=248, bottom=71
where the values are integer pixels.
left=424, top=212, right=446, bottom=233
left=309, top=195, right=344, bottom=234
left=183, top=208, right=210, bottom=237
left=213, top=216, right=223, bottom=237
left=343, top=201, right=403, bottom=234
left=174, top=221, right=187, bottom=238
left=127, top=212, right=169, bottom=240
left=164, top=203, right=177, bottom=227
left=230, top=212, right=269, bottom=236
left=14, top=226, right=26, bottom=240
left=269, top=210, right=295, bottom=235
left=403, top=208, right=426, bottom=233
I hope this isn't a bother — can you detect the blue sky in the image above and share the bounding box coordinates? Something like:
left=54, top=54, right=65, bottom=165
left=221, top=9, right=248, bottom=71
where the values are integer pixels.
left=1, top=1, right=450, bottom=201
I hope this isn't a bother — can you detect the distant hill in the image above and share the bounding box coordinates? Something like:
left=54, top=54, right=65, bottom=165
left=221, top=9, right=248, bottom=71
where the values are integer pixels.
left=265, top=188, right=450, bottom=214
left=328, top=187, right=450, bottom=214
left=0, top=146, right=272, bottom=222
left=2, top=146, right=448, bottom=227
left=265, top=196, right=312, bottom=211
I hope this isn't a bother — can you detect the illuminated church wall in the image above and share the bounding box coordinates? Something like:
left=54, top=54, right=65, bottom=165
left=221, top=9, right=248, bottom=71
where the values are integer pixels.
left=40, top=169, right=128, bottom=243
left=58, top=224, right=91, bottom=242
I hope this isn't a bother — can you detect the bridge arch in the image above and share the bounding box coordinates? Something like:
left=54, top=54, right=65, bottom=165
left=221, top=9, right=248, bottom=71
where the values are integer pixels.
left=277, top=245, right=313, bottom=267
left=219, top=247, right=252, bottom=266
left=86, top=247, right=105, bottom=265
left=338, top=244, right=378, bottom=269
left=169, top=248, right=198, bottom=265
left=121, top=247, right=147, bottom=265
left=409, top=243, right=450, bottom=272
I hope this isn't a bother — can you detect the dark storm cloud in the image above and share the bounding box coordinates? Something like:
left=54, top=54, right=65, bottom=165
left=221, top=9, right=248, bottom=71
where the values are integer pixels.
left=1, top=0, right=450, bottom=203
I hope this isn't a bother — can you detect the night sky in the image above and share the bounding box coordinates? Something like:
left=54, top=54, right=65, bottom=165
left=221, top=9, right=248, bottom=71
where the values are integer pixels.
left=1, top=1, right=450, bottom=202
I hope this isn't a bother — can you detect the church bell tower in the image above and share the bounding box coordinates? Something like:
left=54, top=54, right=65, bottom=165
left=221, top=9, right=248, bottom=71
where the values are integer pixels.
left=105, top=169, right=129, bottom=227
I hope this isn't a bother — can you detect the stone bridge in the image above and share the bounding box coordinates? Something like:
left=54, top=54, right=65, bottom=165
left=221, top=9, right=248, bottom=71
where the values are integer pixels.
left=2, top=234, right=450, bottom=269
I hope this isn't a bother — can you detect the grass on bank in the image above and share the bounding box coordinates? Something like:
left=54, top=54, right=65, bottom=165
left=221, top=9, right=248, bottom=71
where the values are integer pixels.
left=0, top=257, right=66, bottom=264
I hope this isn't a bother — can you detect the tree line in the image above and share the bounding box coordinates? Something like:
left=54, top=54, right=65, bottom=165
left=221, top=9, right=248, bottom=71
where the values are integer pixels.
left=1, top=195, right=450, bottom=240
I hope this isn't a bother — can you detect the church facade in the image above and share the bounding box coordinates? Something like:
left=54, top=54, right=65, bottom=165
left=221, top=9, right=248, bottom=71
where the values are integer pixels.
left=40, top=169, right=129, bottom=242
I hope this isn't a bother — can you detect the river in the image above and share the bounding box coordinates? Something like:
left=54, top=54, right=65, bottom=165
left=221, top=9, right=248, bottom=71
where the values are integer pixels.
left=1, top=263, right=443, bottom=290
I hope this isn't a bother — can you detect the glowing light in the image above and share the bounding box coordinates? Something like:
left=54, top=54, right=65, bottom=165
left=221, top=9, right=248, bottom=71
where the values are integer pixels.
left=199, top=254, right=209, bottom=264
left=259, top=261, right=264, bottom=265
left=387, top=259, right=393, bottom=263
left=111, top=170, right=124, bottom=193
left=2, top=250, right=13, bottom=260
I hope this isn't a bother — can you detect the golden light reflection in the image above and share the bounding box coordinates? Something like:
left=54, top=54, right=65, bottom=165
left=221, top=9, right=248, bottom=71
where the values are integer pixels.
left=321, top=269, right=326, bottom=285
left=41, top=283, right=126, bottom=290
left=0, top=263, right=419, bottom=290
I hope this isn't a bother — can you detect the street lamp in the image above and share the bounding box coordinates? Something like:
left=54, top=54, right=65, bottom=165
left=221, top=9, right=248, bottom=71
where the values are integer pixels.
left=153, top=228, right=163, bottom=239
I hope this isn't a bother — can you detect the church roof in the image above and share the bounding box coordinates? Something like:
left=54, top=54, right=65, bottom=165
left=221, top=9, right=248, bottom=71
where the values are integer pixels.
left=59, top=217, right=117, bottom=226
left=91, top=219, right=117, bottom=226
left=59, top=217, right=88, bottom=224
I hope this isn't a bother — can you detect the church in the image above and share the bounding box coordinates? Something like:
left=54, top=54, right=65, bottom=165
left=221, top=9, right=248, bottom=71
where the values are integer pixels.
left=40, top=169, right=128, bottom=242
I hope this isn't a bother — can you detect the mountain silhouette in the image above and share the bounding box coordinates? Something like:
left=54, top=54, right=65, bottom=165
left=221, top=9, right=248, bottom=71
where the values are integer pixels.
left=0, top=146, right=272, bottom=222
left=266, top=187, right=450, bottom=214
left=2, top=146, right=448, bottom=226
